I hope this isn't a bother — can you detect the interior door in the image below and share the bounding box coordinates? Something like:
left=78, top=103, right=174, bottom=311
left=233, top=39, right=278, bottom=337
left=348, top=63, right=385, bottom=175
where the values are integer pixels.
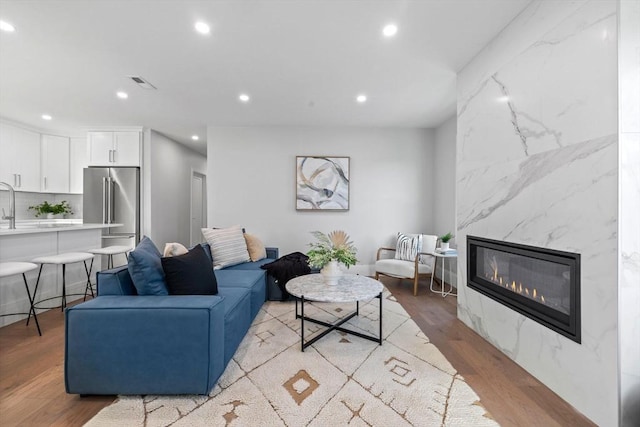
left=191, top=173, right=205, bottom=246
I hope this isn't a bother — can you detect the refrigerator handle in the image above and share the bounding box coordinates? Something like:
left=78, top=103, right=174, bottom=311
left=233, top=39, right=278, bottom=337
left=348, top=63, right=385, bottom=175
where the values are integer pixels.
left=102, top=177, right=108, bottom=224
left=107, top=177, right=115, bottom=224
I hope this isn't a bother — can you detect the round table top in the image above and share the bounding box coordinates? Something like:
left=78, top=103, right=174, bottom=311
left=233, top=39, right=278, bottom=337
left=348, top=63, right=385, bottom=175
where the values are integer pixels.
left=285, top=274, right=383, bottom=303
left=432, top=251, right=458, bottom=258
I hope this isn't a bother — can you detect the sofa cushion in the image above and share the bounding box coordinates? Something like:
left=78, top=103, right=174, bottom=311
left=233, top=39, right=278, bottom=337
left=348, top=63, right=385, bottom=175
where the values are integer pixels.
left=127, top=236, right=168, bottom=296
left=216, top=269, right=266, bottom=320
left=202, top=225, right=251, bottom=269
left=162, top=245, right=218, bottom=295
left=224, top=258, right=275, bottom=271
left=217, top=287, right=251, bottom=365
left=244, top=233, right=267, bottom=262
left=375, top=258, right=433, bottom=279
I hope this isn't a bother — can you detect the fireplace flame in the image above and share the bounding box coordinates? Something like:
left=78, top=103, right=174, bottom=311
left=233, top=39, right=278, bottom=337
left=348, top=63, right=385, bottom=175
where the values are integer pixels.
left=485, top=264, right=549, bottom=307
left=490, top=256, right=499, bottom=281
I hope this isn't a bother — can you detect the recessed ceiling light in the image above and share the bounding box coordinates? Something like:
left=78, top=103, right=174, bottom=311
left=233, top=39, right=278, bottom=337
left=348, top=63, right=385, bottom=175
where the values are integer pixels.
left=238, top=93, right=250, bottom=103
left=191, top=135, right=199, bottom=141
left=382, top=23, right=398, bottom=37
left=497, top=96, right=510, bottom=103
left=356, top=94, right=367, bottom=103
left=0, top=20, right=15, bottom=33
left=194, top=21, right=210, bottom=34
left=41, top=114, right=52, bottom=121
left=116, top=91, right=128, bottom=99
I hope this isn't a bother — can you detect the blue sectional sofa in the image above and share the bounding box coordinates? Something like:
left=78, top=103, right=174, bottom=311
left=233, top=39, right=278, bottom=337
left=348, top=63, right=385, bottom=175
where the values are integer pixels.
left=64, top=246, right=278, bottom=396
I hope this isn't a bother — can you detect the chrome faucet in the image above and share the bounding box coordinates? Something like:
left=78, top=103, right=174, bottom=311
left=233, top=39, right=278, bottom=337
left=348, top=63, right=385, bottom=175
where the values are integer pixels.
left=0, top=181, right=16, bottom=229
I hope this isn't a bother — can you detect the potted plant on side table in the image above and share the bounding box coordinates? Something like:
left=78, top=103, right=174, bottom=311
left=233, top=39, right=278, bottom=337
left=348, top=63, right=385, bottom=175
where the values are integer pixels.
left=439, top=232, right=454, bottom=251
left=28, top=200, right=74, bottom=219
left=307, top=230, right=357, bottom=285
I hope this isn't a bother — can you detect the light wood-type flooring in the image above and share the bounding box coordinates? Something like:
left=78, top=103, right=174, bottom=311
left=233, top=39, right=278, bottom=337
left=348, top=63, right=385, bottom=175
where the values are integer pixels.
left=0, top=278, right=594, bottom=426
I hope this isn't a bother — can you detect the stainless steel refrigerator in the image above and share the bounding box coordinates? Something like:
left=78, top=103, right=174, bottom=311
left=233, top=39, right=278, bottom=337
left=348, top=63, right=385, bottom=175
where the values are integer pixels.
left=83, top=167, right=140, bottom=249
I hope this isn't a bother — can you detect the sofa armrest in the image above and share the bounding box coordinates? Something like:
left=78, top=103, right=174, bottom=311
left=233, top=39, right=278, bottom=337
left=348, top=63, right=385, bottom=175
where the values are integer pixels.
left=65, top=295, right=225, bottom=395
left=97, top=265, right=137, bottom=296
left=266, top=247, right=279, bottom=259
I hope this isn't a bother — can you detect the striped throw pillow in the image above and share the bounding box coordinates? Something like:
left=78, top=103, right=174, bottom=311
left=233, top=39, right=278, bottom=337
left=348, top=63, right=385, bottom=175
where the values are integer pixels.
left=201, top=225, right=251, bottom=269
left=394, top=233, right=422, bottom=262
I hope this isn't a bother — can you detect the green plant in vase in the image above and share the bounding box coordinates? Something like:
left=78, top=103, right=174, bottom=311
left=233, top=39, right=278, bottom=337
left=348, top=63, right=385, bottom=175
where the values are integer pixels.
left=28, top=200, right=73, bottom=218
left=307, top=230, right=357, bottom=269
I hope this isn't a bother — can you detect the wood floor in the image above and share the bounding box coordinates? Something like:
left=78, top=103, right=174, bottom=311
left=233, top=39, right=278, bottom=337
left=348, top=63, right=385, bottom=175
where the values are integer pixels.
left=0, top=279, right=594, bottom=426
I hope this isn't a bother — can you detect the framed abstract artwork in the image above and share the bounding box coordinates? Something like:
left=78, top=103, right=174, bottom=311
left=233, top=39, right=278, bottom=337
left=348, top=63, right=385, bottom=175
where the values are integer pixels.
left=296, top=156, right=350, bottom=211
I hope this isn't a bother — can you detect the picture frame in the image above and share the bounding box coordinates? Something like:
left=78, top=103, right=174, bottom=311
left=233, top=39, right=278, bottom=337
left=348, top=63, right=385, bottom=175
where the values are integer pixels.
left=296, top=156, right=350, bottom=211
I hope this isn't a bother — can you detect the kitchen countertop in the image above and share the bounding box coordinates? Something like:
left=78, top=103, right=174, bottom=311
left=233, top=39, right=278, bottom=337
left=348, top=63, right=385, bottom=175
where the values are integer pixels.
left=0, top=222, right=123, bottom=236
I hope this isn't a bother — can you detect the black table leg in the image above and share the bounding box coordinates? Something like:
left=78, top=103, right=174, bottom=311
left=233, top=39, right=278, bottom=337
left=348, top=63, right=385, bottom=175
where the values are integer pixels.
left=301, top=295, right=305, bottom=352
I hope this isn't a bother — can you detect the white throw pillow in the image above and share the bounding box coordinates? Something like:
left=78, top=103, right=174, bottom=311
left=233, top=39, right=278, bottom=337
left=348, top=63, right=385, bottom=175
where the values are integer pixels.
left=201, top=225, right=251, bottom=269
left=163, top=242, right=189, bottom=257
left=394, top=233, right=422, bottom=262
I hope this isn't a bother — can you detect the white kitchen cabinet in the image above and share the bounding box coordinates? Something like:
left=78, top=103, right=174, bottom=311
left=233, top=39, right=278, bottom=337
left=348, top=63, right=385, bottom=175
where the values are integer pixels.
left=69, top=137, right=89, bottom=193
left=0, top=123, right=41, bottom=191
left=88, top=131, right=140, bottom=166
left=41, top=135, right=70, bottom=193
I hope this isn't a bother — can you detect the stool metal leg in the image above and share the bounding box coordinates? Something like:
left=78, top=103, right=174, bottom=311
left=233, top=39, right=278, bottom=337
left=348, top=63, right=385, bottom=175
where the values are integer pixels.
left=27, top=264, right=44, bottom=326
left=61, top=264, right=67, bottom=311
left=22, top=273, right=41, bottom=336
left=83, top=259, right=94, bottom=301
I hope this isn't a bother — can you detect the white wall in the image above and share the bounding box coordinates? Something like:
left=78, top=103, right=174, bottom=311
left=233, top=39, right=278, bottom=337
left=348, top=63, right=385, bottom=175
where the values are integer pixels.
left=456, top=1, right=618, bottom=425
left=206, top=126, right=435, bottom=274
left=433, top=115, right=457, bottom=286
left=433, top=115, right=457, bottom=237
left=143, top=130, right=207, bottom=249
left=619, top=1, right=640, bottom=425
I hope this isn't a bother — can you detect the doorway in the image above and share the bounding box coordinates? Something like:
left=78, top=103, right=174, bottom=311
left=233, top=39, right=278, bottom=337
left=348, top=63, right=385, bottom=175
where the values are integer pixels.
left=190, top=172, right=207, bottom=246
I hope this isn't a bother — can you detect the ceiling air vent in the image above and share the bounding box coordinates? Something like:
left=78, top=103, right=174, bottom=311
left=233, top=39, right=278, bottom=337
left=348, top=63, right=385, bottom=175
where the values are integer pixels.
left=128, top=76, right=157, bottom=90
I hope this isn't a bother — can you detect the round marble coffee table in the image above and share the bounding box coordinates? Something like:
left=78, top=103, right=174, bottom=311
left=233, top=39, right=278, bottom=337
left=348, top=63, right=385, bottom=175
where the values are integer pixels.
left=286, top=274, right=383, bottom=351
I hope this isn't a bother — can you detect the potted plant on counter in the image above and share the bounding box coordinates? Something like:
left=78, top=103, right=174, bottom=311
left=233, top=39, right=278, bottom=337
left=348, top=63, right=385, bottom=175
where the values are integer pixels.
left=307, top=230, right=357, bottom=285
left=28, top=200, right=73, bottom=219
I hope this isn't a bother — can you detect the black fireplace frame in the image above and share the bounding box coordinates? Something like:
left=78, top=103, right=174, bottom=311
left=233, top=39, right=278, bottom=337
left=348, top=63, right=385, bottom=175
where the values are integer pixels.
left=467, top=236, right=581, bottom=343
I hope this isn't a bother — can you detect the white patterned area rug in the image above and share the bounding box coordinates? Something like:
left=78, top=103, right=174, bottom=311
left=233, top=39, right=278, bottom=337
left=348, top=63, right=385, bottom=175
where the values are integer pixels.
left=86, top=289, right=498, bottom=427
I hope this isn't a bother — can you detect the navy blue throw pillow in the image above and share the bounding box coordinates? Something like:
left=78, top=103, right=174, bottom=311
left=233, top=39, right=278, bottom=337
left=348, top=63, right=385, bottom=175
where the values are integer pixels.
left=161, top=244, right=218, bottom=295
left=128, top=236, right=168, bottom=296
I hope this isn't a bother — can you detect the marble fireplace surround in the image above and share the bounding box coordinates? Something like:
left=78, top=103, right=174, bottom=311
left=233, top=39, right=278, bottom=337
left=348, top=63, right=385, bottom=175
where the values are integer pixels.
left=455, top=1, right=620, bottom=426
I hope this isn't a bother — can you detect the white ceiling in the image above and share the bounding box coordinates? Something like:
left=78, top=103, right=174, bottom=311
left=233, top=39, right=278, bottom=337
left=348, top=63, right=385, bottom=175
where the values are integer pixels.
left=0, top=0, right=531, bottom=155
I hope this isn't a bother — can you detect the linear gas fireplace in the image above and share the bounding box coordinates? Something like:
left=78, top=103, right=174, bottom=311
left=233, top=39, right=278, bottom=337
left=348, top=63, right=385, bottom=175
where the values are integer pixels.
left=467, top=236, right=581, bottom=343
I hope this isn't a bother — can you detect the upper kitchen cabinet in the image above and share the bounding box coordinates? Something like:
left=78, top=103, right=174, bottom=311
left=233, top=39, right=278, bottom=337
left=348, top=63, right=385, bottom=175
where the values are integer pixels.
left=41, top=134, right=70, bottom=193
left=88, top=131, right=140, bottom=166
left=0, top=123, right=42, bottom=192
left=69, top=137, right=89, bottom=194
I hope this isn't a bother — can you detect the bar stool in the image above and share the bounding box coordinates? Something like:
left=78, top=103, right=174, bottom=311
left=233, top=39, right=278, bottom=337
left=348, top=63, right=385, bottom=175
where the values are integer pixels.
left=31, top=252, right=94, bottom=314
left=84, top=245, right=131, bottom=299
left=88, top=245, right=131, bottom=270
left=0, top=262, right=42, bottom=336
